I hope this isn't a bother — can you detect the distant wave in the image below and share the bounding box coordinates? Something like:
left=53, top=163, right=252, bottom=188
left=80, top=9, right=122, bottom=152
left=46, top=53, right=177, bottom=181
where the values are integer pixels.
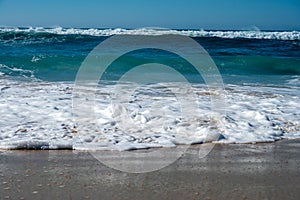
left=0, top=27, right=300, bottom=40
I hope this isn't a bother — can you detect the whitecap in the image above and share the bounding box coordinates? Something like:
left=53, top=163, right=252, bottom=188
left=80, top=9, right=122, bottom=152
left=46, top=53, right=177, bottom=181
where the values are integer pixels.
left=1, top=27, right=300, bottom=40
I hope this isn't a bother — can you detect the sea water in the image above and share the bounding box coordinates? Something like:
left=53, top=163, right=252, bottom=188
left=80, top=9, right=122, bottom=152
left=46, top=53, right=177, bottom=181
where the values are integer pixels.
left=0, top=27, right=299, bottom=150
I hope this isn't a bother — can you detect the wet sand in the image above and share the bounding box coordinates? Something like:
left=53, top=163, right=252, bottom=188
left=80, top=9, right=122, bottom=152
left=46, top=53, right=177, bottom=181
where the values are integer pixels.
left=1, top=139, right=300, bottom=200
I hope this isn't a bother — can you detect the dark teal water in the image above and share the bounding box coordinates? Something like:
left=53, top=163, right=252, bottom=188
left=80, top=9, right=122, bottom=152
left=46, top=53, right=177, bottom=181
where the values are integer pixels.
left=1, top=28, right=300, bottom=86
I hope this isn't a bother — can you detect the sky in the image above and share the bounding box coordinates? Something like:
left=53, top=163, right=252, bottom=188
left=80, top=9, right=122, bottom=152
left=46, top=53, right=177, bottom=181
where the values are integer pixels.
left=0, top=0, right=299, bottom=30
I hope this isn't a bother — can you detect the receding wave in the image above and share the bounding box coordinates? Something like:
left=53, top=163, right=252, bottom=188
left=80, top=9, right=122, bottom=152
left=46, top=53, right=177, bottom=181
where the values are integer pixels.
left=1, top=27, right=300, bottom=40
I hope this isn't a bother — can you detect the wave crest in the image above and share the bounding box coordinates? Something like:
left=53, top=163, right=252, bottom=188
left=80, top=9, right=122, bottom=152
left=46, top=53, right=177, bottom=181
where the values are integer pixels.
left=0, top=27, right=300, bottom=40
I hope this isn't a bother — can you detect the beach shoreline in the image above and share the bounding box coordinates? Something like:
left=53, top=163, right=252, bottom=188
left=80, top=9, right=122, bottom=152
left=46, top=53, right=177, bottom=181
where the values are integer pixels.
left=1, top=139, right=299, bottom=199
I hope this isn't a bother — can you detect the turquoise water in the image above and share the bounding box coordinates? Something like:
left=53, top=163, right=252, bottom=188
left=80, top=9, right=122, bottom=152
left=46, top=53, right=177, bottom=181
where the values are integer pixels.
left=0, top=28, right=299, bottom=86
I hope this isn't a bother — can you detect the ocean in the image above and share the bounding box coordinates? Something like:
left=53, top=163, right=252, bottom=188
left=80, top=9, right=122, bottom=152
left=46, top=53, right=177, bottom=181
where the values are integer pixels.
left=0, top=27, right=299, bottom=150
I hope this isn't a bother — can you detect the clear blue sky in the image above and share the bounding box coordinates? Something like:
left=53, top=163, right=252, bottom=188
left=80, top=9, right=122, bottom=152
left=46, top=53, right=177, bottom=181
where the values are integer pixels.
left=0, top=0, right=299, bottom=30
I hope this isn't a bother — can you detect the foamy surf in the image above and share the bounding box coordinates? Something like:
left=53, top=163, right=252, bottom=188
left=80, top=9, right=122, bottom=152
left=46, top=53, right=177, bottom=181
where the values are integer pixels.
left=1, top=27, right=300, bottom=40
left=0, top=78, right=299, bottom=150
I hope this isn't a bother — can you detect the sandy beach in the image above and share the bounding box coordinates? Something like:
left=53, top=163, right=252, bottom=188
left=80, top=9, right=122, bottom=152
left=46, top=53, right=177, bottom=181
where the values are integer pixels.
left=1, top=139, right=299, bottom=200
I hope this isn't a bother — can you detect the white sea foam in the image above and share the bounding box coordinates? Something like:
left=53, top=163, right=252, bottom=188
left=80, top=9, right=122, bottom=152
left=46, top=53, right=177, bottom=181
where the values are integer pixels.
left=0, top=78, right=299, bottom=150
left=287, top=76, right=300, bottom=85
left=0, top=64, right=37, bottom=79
left=1, top=27, right=300, bottom=40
